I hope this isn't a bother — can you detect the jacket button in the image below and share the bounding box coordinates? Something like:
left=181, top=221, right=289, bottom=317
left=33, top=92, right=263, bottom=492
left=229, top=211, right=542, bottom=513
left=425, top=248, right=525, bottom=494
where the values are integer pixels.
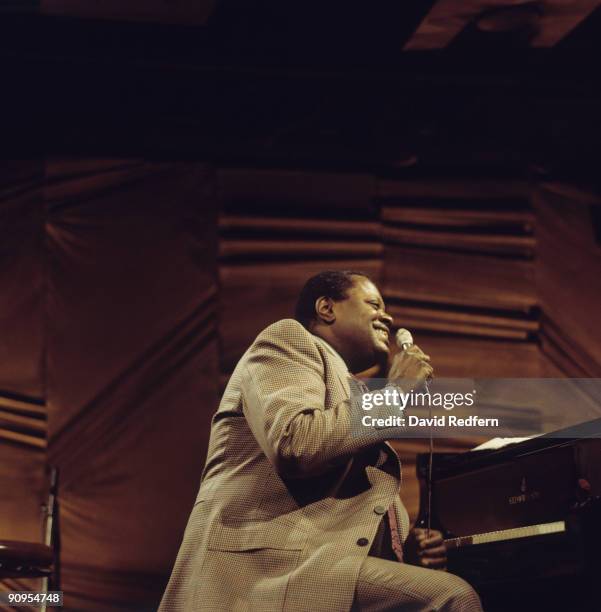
left=357, top=538, right=369, bottom=547
left=374, top=505, right=386, bottom=515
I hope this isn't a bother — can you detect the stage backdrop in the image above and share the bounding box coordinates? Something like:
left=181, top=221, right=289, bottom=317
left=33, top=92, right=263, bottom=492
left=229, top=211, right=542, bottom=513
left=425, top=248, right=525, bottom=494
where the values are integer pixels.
left=1, top=162, right=600, bottom=610
left=1, top=159, right=219, bottom=610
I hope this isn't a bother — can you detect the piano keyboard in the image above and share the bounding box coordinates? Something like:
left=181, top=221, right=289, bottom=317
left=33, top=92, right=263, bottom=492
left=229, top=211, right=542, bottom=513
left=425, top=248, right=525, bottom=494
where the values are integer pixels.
left=444, top=520, right=566, bottom=549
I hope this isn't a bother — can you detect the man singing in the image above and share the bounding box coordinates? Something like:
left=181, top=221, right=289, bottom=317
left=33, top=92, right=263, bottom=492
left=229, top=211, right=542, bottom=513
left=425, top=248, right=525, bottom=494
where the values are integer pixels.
left=160, top=270, right=482, bottom=611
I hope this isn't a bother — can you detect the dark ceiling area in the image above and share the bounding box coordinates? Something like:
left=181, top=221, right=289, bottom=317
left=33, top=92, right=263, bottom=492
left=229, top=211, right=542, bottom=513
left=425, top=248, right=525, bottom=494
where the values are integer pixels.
left=1, top=1, right=600, bottom=181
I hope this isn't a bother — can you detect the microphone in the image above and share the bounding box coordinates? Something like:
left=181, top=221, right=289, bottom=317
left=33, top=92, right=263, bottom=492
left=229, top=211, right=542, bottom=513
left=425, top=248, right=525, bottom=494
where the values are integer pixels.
left=395, top=328, right=414, bottom=351
left=395, top=328, right=434, bottom=536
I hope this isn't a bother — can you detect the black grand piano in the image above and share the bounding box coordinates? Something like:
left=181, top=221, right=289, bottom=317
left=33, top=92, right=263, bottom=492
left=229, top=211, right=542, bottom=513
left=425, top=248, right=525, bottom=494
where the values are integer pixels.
left=416, top=418, right=601, bottom=611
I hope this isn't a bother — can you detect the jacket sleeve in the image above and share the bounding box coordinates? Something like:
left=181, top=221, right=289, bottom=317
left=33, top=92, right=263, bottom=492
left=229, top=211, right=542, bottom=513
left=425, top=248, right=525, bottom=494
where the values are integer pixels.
left=240, top=319, right=387, bottom=478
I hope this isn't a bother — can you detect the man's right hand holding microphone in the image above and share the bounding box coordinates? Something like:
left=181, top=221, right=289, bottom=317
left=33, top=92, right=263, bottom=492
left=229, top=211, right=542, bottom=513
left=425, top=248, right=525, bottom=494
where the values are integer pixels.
left=387, top=328, right=433, bottom=395
left=386, top=328, right=446, bottom=570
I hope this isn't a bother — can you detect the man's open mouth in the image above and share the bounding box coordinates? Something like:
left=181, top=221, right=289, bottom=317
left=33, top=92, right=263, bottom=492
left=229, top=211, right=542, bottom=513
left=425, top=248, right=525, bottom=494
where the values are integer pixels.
left=374, top=327, right=389, bottom=342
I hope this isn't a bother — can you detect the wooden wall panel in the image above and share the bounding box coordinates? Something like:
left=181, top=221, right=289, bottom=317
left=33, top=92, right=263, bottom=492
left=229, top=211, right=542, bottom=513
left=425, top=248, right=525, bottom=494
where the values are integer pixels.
left=535, top=183, right=601, bottom=375
left=410, top=333, right=542, bottom=378
left=384, top=247, right=536, bottom=312
left=218, top=168, right=382, bottom=374
left=380, top=178, right=538, bottom=375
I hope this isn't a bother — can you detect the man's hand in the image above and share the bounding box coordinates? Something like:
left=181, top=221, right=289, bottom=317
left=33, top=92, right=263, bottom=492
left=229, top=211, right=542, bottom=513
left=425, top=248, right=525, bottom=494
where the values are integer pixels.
left=404, top=527, right=447, bottom=570
left=388, top=345, right=433, bottom=392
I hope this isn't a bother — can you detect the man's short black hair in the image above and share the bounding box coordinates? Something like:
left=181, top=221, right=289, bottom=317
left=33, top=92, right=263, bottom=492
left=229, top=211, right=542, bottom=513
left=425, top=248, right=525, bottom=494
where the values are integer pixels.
left=294, top=270, right=370, bottom=329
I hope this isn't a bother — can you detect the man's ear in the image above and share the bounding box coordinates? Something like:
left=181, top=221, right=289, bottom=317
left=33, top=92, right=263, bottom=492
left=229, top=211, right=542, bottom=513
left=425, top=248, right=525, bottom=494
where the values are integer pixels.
left=315, top=296, right=336, bottom=324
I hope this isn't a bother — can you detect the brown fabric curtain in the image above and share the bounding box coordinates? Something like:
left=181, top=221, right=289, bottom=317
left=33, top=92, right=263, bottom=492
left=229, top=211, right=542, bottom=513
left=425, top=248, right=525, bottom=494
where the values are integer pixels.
left=1, top=163, right=48, bottom=608
left=1, top=159, right=219, bottom=610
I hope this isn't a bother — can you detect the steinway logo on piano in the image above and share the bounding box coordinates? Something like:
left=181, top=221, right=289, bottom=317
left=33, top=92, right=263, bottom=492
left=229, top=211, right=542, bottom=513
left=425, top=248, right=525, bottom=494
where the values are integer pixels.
left=508, top=477, right=540, bottom=505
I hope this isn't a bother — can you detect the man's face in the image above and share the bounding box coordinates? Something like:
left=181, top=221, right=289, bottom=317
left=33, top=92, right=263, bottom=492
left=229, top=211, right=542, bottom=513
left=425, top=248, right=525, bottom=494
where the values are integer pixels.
left=331, top=277, right=393, bottom=372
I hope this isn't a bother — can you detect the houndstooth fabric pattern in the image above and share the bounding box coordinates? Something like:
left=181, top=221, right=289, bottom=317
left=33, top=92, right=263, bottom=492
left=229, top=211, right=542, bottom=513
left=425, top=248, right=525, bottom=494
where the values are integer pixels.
left=159, top=319, right=476, bottom=612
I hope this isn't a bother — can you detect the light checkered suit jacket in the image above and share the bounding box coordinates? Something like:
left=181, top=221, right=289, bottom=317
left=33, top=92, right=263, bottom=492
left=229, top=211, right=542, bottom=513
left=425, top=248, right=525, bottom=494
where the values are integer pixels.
left=159, top=319, right=410, bottom=612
